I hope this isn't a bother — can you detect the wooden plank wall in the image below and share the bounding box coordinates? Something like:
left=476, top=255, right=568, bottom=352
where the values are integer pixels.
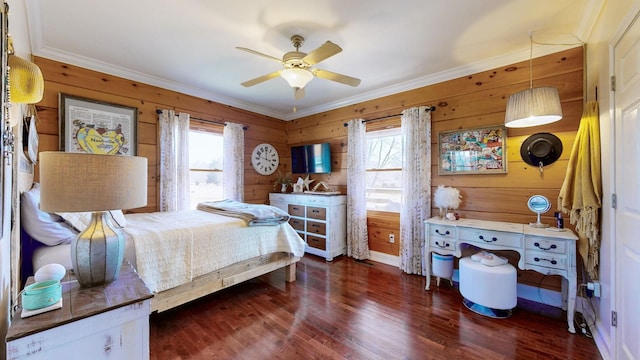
left=31, top=57, right=287, bottom=210
left=287, top=47, right=583, bottom=290
left=30, top=47, right=583, bottom=291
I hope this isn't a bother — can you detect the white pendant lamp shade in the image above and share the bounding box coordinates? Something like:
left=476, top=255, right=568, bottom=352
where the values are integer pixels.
left=504, top=86, right=563, bottom=128
left=281, top=68, right=313, bottom=89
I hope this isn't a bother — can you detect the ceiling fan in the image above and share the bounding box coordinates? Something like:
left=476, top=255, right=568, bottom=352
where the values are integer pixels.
left=237, top=35, right=361, bottom=99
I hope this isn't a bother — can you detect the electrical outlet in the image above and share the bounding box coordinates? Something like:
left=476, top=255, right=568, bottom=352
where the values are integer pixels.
left=389, top=234, right=395, bottom=243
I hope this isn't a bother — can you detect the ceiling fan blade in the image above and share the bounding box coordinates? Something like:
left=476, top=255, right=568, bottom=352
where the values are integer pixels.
left=241, top=70, right=282, bottom=87
left=294, top=87, right=305, bottom=100
left=236, top=47, right=283, bottom=64
left=312, top=69, right=361, bottom=87
left=302, top=41, right=342, bottom=65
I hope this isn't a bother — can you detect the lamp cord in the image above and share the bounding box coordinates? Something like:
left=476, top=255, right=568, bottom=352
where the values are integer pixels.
left=529, top=33, right=534, bottom=90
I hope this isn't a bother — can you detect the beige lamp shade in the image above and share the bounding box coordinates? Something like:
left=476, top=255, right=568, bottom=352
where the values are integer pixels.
left=504, top=86, right=563, bottom=128
left=8, top=54, right=44, bottom=104
left=39, top=152, right=148, bottom=212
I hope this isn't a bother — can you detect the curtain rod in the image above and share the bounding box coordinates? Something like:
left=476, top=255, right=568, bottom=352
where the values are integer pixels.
left=342, top=106, right=436, bottom=127
left=155, top=109, right=248, bottom=130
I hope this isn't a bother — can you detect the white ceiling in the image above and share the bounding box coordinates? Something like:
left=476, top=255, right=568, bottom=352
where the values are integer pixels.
left=24, top=0, right=600, bottom=120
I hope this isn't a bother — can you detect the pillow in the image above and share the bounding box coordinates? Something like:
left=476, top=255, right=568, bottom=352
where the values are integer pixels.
left=56, top=210, right=127, bottom=232
left=20, top=184, right=77, bottom=246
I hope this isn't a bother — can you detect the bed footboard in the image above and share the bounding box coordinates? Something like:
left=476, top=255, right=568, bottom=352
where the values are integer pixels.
left=151, top=252, right=300, bottom=313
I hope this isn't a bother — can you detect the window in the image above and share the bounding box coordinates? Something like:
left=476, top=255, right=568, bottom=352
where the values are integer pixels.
left=366, top=127, right=402, bottom=212
left=188, top=128, right=223, bottom=208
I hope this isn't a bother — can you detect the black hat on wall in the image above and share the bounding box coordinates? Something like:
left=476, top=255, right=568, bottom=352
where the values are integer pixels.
left=520, top=132, right=563, bottom=167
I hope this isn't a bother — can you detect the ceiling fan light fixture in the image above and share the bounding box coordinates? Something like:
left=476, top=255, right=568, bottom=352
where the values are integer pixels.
left=281, top=68, right=313, bottom=89
left=505, top=86, right=563, bottom=128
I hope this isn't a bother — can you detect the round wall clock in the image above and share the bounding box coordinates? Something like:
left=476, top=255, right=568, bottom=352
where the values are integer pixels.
left=251, top=143, right=279, bottom=175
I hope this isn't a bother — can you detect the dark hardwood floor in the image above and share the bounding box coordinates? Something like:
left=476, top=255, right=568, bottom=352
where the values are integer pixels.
left=149, top=255, right=601, bottom=360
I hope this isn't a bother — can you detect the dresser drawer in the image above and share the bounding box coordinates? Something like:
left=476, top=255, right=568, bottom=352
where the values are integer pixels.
left=289, top=218, right=305, bottom=231
left=458, top=227, right=522, bottom=248
left=307, top=235, right=327, bottom=250
left=525, top=236, right=566, bottom=254
left=430, top=237, right=456, bottom=251
left=307, top=206, right=327, bottom=220
left=525, top=252, right=567, bottom=270
left=307, top=221, right=326, bottom=235
left=428, top=224, right=456, bottom=239
left=288, top=204, right=305, bottom=217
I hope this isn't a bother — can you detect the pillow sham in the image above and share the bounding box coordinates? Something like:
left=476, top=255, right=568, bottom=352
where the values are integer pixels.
left=20, top=184, right=76, bottom=246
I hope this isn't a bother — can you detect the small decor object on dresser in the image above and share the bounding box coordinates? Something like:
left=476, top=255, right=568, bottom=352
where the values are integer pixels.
left=273, top=170, right=292, bottom=192
left=433, top=185, right=462, bottom=220
left=252, top=143, right=279, bottom=175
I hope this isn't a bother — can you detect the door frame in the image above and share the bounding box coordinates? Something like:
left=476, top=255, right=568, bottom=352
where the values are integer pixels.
left=610, top=3, right=640, bottom=358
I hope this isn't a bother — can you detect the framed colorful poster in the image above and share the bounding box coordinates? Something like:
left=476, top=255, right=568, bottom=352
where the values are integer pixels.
left=59, top=94, right=137, bottom=155
left=438, top=125, right=507, bottom=175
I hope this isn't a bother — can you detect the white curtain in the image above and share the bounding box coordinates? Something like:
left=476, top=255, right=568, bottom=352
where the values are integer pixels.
left=399, top=106, right=431, bottom=274
left=223, top=122, right=245, bottom=202
left=346, top=118, right=370, bottom=259
left=159, top=110, right=190, bottom=211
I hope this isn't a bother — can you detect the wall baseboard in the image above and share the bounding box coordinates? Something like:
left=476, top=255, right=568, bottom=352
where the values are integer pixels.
left=369, top=251, right=400, bottom=267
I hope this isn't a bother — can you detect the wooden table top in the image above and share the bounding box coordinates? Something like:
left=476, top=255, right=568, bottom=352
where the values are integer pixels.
left=6, top=260, right=153, bottom=341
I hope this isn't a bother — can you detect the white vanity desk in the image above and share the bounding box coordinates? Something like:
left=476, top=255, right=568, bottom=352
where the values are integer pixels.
left=423, top=217, right=578, bottom=333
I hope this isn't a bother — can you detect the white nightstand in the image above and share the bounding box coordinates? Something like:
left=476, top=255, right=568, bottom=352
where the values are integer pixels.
left=6, top=261, right=153, bottom=359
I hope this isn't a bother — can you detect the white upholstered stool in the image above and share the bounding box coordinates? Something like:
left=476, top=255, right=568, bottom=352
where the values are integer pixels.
left=459, top=256, right=517, bottom=318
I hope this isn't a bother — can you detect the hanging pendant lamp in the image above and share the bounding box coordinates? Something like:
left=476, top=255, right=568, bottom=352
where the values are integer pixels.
left=505, top=34, right=562, bottom=128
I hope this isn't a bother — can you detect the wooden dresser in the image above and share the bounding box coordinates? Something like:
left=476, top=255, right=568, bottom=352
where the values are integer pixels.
left=6, top=261, right=153, bottom=359
left=424, top=217, right=578, bottom=333
left=270, top=193, right=346, bottom=261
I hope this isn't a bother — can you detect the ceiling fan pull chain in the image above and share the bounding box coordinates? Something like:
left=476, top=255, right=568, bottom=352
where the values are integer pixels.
left=539, top=161, right=544, bottom=174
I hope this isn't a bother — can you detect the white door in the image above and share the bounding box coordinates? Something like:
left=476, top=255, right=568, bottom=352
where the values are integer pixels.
left=614, top=12, right=640, bottom=360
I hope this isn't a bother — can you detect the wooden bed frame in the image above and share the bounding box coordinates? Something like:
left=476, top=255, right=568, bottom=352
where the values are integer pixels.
left=151, top=252, right=300, bottom=312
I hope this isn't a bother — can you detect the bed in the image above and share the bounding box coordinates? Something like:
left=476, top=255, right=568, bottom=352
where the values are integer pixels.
left=20, top=184, right=306, bottom=313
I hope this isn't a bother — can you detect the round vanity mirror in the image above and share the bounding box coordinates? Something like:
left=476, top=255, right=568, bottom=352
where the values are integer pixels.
left=527, top=195, right=551, bottom=228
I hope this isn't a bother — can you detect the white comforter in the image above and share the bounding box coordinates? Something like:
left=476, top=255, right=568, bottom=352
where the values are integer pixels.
left=124, top=210, right=305, bottom=293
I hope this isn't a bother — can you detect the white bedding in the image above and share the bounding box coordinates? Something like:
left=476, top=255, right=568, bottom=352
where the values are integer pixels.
left=33, top=209, right=306, bottom=293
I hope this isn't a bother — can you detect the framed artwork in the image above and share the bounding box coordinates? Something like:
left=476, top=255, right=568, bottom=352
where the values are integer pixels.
left=59, top=93, right=137, bottom=155
left=438, top=125, right=507, bottom=175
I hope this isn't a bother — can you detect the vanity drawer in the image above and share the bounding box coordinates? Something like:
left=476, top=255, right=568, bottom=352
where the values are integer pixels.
left=307, top=235, right=326, bottom=250
left=288, top=204, right=305, bottom=217
left=428, top=224, right=456, bottom=239
left=458, top=227, right=522, bottom=248
left=307, top=221, right=326, bottom=235
left=525, top=236, right=566, bottom=254
left=526, top=252, right=567, bottom=270
left=289, top=218, right=305, bottom=231
left=307, top=206, right=327, bottom=220
left=430, top=237, right=456, bottom=251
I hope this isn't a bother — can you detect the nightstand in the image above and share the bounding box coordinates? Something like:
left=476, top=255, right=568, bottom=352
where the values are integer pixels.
left=6, top=261, right=153, bottom=359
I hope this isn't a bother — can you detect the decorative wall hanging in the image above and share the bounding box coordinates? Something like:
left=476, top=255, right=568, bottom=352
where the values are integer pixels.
left=59, top=93, right=137, bottom=155
left=519, top=132, right=562, bottom=167
left=438, top=125, right=507, bottom=175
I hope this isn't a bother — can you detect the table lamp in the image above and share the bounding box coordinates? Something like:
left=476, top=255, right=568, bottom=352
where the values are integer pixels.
left=39, top=152, right=147, bottom=287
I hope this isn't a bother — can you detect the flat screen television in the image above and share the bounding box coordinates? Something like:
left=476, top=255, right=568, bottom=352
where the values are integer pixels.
left=291, top=143, right=332, bottom=174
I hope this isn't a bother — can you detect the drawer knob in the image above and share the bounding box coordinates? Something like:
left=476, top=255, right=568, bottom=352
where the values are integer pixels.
left=435, top=229, right=450, bottom=236
left=435, top=241, right=450, bottom=248
left=534, top=257, right=558, bottom=265
left=534, top=242, right=557, bottom=251
left=312, top=210, right=319, bottom=213
left=479, top=235, right=497, bottom=242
